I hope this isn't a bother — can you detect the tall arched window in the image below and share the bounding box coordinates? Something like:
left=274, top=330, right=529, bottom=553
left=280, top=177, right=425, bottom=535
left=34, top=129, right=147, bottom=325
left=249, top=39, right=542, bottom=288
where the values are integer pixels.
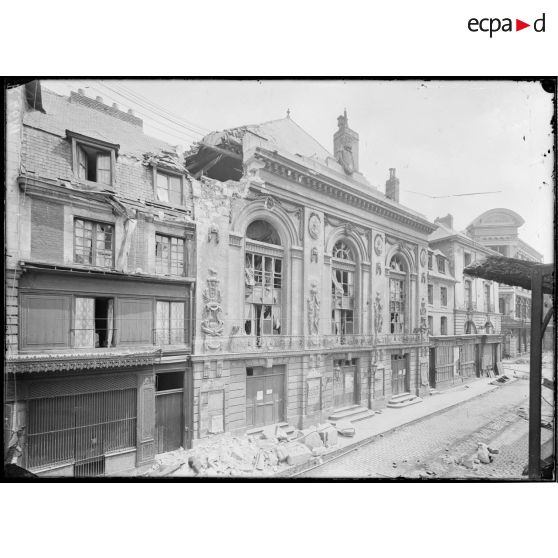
left=244, top=220, right=283, bottom=339
left=465, top=320, right=477, bottom=334
left=331, top=240, right=356, bottom=336
left=389, top=254, right=407, bottom=334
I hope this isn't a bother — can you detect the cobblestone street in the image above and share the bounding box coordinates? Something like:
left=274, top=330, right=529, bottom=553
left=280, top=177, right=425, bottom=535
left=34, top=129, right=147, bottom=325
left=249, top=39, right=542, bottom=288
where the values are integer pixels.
left=300, top=378, right=553, bottom=479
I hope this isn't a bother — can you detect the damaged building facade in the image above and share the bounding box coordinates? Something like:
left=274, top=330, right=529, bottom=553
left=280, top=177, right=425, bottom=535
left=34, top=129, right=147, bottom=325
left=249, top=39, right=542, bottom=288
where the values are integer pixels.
left=185, top=111, right=437, bottom=441
left=427, top=215, right=503, bottom=389
left=5, top=84, right=196, bottom=476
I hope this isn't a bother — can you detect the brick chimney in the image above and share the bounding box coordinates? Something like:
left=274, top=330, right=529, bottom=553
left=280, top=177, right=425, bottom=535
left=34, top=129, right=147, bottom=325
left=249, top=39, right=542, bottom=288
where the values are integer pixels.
left=70, top=90, right=143, bottom=128
left=435, top=214, right=454, bottom=230
left=385, top=168, right=400, bottom=202
left=334, top=109, right=359, bottom=174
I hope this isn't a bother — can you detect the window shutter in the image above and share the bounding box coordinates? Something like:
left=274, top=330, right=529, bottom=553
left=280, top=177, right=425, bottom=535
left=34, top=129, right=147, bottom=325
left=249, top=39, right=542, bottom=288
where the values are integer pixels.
left=96, top=151, right=111, bottom=185
left=78, top=145, right=88, bottom=180
left=118, top=299, right=153, bottom=345
left=22, top=294, right=70, bottom=349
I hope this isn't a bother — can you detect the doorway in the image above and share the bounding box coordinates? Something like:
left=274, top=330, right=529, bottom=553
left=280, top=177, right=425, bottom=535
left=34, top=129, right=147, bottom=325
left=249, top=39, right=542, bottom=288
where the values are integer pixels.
left=429, top=347, right=436, bottom=388
left=246, top=366, right=285, bottom=428
left=391, top=354, right=409, bottom=395
left=155, top=372, right=184, bottom=454
left=333, top=358, right=358, bottom=407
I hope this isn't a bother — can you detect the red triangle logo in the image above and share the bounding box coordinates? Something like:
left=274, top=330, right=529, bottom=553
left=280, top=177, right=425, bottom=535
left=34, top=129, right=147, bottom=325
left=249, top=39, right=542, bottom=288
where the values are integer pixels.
left=516, top=19, right=530, bottom=31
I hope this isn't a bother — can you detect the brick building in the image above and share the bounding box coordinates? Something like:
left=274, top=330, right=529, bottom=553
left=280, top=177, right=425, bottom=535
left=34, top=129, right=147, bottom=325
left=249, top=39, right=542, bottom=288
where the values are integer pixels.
left=5, top=83, right=196, bottom=476
left=427, top=214, right=503, bottom=389
left=183, top=110, right=437, bottom=440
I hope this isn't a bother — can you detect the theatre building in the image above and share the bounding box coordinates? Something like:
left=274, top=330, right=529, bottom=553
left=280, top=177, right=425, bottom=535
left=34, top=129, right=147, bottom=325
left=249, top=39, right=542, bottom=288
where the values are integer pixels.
left=185, top=111, right=437, bottom=440
left=5, top=83, right=196, bottom=476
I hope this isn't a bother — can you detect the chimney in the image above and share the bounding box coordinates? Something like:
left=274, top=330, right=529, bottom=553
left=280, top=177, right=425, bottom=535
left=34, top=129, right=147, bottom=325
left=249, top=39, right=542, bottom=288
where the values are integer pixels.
left=96, top=96, right=104, bottom=103
left=385, top=168, right=400, bottom=202
left=334, top=109, right=359, bottom=174
left=435, top=214, right=454, bottom=230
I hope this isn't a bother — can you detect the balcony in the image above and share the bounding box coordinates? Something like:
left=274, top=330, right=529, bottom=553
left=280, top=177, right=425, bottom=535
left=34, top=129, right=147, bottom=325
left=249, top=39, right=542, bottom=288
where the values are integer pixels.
left=226, top=333, right=425, bottom=354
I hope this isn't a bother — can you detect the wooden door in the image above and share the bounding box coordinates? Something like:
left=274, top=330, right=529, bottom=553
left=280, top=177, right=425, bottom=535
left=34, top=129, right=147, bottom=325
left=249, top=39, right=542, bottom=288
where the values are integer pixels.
left=391, top=354, right=408, bottom=395
left=156, top=390, right=183, bottom=454
left=246, top=367, right=285, bottom=428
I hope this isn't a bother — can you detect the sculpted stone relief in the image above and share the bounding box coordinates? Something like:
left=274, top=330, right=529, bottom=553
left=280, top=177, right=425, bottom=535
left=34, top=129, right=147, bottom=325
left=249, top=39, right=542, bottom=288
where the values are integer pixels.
left=201, top=269, right=224, bottom=349
left=307, top=279, right=320, bottom=336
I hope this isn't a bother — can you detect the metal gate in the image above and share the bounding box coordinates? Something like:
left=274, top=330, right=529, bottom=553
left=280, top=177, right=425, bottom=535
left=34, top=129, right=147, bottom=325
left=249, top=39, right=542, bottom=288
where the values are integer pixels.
left=333, top=359, right=357, bottom=407
left=391, top=354, right=408, bottom=395
left=27, top=389, right=137, bottom=475
left=246, top=366, right=285, bottom=428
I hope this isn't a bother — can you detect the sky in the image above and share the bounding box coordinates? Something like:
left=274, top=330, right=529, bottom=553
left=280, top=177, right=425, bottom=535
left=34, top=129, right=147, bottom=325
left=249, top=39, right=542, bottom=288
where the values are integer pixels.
left=43, top=79, right=555, bottom=262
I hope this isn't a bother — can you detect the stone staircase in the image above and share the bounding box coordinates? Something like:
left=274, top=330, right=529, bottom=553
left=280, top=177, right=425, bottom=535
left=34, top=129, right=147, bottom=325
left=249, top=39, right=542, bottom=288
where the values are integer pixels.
left=387, top=392, right=423, bottom=408
left=327, top=404, right=375, bottom=424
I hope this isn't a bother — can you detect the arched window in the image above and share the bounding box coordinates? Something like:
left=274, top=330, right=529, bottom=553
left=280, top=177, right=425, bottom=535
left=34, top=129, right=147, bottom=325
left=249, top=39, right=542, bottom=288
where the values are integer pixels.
left=389, top=254, right=407, bottom=334
left=244, top=220, right=283, bottom=339
left=331, top=240, right=356, bottom=336
left=484, top=321, right=494, bottom=334
left=246, top=220, right=281, bottom=245
left=332, top=241, right=354, bottom=261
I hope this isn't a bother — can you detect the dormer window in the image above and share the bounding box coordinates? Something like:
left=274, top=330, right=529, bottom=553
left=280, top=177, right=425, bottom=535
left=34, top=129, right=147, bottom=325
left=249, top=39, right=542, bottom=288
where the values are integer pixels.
left=67, top=130, right=118, bottom=187
left=437, top=256, right=445, bottom=274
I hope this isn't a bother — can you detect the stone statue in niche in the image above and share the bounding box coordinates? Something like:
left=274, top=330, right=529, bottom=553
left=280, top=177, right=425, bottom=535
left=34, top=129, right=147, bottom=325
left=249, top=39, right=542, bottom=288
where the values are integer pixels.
left=375, top=263, right=382, bottom=276
left=311, top=247, right=319, bottom=263
left=207, top=225, right=219, bottom=244
left=421, top=272, right=426, bottom=284
left=201, top=269, right=224, bottom=343
left=307, top=279, right=320, bottom=336
left=373, top=291, right=383, bottom=334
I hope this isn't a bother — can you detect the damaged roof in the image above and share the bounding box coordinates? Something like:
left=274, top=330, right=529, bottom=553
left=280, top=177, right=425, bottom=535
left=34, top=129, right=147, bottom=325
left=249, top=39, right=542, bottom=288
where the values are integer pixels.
left=194, top=116, right=332, bottom=162
left=24, top=88, right=179, bottom=159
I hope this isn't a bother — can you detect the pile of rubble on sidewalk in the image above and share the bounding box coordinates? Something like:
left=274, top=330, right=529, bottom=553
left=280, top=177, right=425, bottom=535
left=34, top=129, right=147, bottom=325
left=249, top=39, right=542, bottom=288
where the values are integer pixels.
left=148, top=421, right=356, bottom=477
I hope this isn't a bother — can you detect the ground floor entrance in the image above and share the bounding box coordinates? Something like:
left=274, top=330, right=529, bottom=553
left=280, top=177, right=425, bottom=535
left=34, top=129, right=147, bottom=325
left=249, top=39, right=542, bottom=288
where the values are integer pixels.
left=391, top=354, right=409, bottom=395
left=333, top=358, right=358, bottom=407
left=246, top=365, right=285, bottom=428
left=155, top=372, right=184, bottom=454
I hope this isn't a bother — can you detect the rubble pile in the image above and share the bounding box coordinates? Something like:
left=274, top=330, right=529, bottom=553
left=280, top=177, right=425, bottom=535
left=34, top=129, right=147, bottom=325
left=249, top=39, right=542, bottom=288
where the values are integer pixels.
left=150, top=423, right=342, bottom=477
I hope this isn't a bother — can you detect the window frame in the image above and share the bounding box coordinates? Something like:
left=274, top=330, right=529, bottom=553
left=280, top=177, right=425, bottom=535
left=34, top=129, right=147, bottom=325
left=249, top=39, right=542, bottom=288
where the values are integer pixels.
left=73, top=217, right=115, bottom=268
left=155, top=233, right=186, bottom=276
left=440, top=286, right=448, bottom=307
left=427, top=284, right=434, bottom=305
left=437, top=256, right=445, bottom=274
left=68, top=131, right=118, bottom=187
left=155, top=299, right=186, bottom=346
left=153, top=167, right=185, bottom=207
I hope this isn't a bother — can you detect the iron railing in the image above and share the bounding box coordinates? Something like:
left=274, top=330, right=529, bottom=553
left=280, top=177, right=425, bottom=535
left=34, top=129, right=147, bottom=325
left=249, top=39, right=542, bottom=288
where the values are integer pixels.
left=226, top=333, right=424, bottom=353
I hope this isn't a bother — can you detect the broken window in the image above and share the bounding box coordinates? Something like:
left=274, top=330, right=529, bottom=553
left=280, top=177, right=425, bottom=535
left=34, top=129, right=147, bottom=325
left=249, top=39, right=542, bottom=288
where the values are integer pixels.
left=77, top=144, right=112, bottom=185
left=244, top=222, right=283, bottom=339
left=156, top=171, right=183, bottom=205
left=155, top=234, right=184, bottom=275
left=389, top=278, right=405, bottom=334
left=332, top=240, right=356, bottom=336
left=74, top=218, right=114, bottom=268
left=74, top=297, right=115, bottom=348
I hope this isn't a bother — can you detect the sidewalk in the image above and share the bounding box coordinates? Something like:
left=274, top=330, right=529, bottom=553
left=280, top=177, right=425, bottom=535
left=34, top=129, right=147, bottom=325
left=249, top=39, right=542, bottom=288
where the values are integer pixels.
left=155, top=371, right=524, bottom=478
left=281, top=376, right=509, bottom=476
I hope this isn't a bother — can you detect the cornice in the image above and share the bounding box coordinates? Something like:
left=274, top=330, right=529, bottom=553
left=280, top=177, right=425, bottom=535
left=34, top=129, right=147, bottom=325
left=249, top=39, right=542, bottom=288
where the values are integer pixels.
left=5, top=350, right=161, bottom=374
left=255, top=150, right=436, bottom=236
